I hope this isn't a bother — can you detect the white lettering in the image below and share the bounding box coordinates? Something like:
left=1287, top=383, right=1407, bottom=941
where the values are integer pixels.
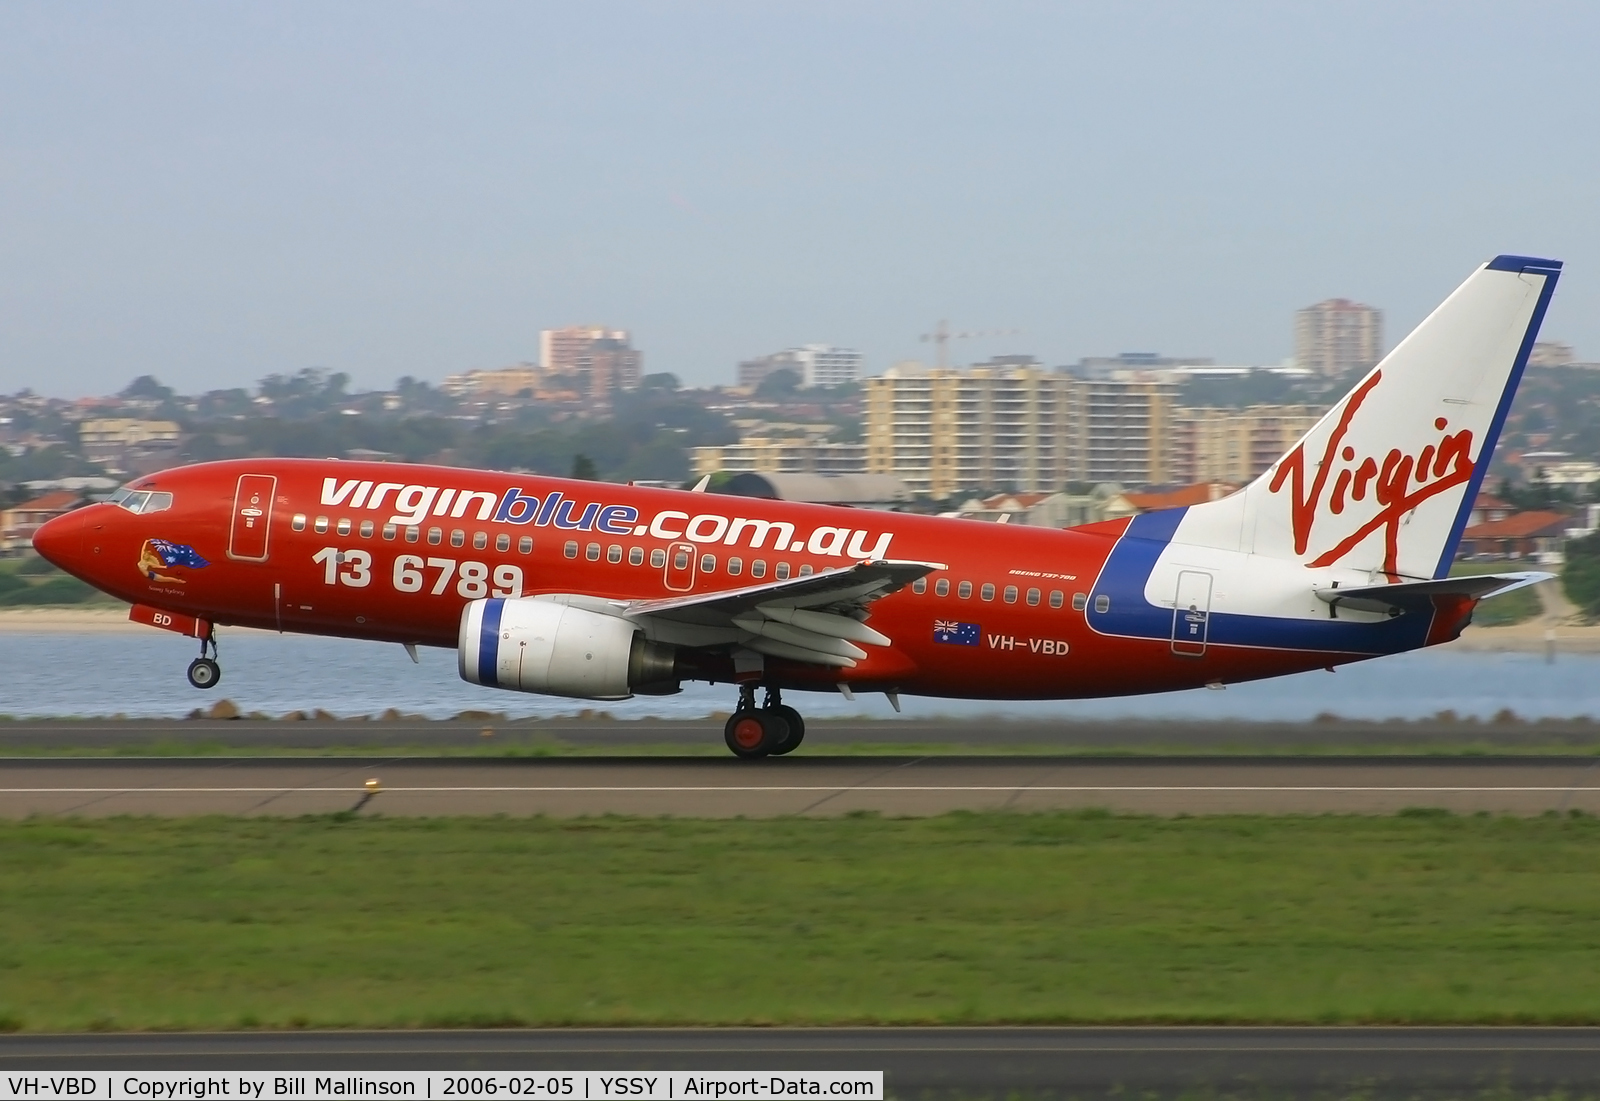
left=390, top=485, right=439, bottom=526
left=846, top=529, right=893, bottom=559
left=451, top=490, right=498, bottom=520
left=650, top=510, right=689, bottom=539
left=320, top=478, right=361, bottom=507
left=725, top=517, right=795, bottom=550
left=686, top=514, right=729, bottom=543
left=807, top=526, right=849, bottom=557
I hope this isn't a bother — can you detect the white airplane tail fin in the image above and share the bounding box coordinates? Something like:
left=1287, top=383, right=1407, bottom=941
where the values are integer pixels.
left=1210, top=255, right=1561, bottom=581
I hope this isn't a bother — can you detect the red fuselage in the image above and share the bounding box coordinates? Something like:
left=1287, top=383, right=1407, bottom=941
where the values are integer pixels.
left=34, top=458, right=1363, bottom=700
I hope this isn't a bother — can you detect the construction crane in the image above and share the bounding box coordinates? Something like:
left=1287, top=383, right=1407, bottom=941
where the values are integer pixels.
left=919, top=320, right=1021, bottom=369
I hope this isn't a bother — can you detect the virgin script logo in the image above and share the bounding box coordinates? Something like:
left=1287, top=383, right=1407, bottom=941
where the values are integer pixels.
left=1267, top=370, right=1475, bottom=580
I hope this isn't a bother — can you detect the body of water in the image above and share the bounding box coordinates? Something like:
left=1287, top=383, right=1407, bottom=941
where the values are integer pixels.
left=1, top=629, right=1596, bottom=723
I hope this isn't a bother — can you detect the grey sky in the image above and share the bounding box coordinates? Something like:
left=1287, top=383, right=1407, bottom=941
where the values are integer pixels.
left=1, top=1, right=1595, bottom=397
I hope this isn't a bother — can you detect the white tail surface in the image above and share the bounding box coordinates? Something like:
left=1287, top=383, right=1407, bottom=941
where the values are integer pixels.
left=1185, top=255, right=1561, bottom=581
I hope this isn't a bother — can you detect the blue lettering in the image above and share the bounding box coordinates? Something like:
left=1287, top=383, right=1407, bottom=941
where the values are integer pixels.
left=494, top=489, right=541, bottom=525
left=553, top=500, right=601, bottom=531
left=535, top=492, right=564, bottom=527
left=596, top=504, right=639, bottom=535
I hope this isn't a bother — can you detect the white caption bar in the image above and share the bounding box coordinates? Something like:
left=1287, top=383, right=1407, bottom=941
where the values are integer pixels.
left=0, top=1074, right=882, bottom=1101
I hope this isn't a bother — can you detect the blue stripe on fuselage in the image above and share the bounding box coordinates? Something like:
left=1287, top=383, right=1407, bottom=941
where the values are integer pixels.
left=478, top=599, right=504, bottom=687
left=1085, top=508, right=1435, bottom=655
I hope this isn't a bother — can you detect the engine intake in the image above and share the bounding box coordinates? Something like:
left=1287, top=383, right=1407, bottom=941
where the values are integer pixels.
left=459, top=597, right=680, bottom=700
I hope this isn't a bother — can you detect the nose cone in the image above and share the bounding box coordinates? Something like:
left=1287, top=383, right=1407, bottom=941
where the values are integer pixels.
left=31, top=509, right=84, bottom=571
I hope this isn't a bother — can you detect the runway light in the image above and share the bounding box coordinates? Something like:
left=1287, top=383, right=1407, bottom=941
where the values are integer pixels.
left=364, top=778, right=382, bottom=793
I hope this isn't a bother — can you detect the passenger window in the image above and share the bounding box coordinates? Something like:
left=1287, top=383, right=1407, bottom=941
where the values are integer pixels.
left=935, top=578, right=949, bottom=597
left=1027, top=588, right=1040, bottom=606
left=608, top=545, right=623, bottom=564
left=518, top=536, right=533, bottom=554
left=495, top=533, right=510, bottom=552
left=981, top=583, right=995, bottom=601
left=360, top=520, right=375, bottom=539
left=728, top=557, right=743, bottom=576
left=450, top=529, right=465, bottom=548
left=336, top=518, right=352, bottom=536
left=673, top=549, right=689, bottom=569
left=1094, top=594, right=1111, bottom=613
left=958, top=580, right=972, bottom=599
left=383, top=523, right=397, bottom=541
left=405, top=525, right=420, bottom=543
left=912, top=578, right=927, bottom=594
left=629, top=546, right=644, bottom=565
left=776, top=562, right=791, bottom=580
left=752, top=560, right=767, bottom=579
left=427, top=527, right=443, bottom=545
left=314, top=516, right=329, bottom=534
left=291, top=514, right=307, bottom=532
left=473, top=531, right=488, bottom=550
left=587, top=542, right=601, bottom=561
left=1049, top=590, right=1064, bottom=609
left=650, top=548, right=666, bottom=568
left=1072, top=592, right=1088, bottom=611
left=564, top=541, right=578, bottom=559
left=798, top=564, right=813, bottom=576
left=1003, top=585, right=1017, bottom=603
left=701, top=554, right=716, bottom=573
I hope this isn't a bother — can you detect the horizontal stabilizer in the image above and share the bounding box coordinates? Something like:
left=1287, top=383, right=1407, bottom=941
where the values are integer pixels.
left=1314, top=572, right=1551, bottom=615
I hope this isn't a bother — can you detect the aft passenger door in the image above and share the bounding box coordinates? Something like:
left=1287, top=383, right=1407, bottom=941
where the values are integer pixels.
left=1170, top=569, right=1213, bottom=657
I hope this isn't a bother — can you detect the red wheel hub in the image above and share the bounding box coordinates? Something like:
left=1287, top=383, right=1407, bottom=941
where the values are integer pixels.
left=732, top=715, right=765, bottom=750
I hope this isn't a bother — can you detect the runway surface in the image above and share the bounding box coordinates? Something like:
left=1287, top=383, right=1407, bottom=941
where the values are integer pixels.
left=6, top=755, right=1600, bottom=815
left=5, top=1028, right=1600, bottom=1097
left=6, top=715, right=1600, bottom=753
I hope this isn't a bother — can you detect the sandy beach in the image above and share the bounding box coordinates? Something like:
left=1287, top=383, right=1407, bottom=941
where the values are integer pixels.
left=0, top=588, right=1595, bottom=652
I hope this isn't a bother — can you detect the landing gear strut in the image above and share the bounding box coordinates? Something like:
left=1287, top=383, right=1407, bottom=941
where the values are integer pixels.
left=186, top=628, right=221, bottom=690
left=722, top=684, right=806, bottom=759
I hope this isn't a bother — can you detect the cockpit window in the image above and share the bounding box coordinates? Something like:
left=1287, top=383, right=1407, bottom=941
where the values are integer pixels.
left=111, top=489, right=173, bottom=515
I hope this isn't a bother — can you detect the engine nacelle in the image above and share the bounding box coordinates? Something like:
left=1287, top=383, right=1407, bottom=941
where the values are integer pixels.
left=459, top=597, right=679, bottom=700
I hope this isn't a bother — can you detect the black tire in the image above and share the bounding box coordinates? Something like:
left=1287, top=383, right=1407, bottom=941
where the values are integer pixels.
left=766, top=705, right=806, bottom=755
left=187, top=657, right=222, bottom=690
left=724, top=709, right=782, bottom=759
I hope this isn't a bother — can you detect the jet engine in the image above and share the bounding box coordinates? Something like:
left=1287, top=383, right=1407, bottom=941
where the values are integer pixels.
left=459, top=597, right=680, bottom=699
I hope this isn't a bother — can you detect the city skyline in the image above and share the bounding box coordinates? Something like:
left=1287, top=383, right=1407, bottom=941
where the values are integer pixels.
left=0, top=3, right=1594, bottom=398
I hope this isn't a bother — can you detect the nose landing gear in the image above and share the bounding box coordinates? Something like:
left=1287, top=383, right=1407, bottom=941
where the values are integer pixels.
left=721, top=685, right=806, bottom=759
left=186, top=629, right=222, bottom=690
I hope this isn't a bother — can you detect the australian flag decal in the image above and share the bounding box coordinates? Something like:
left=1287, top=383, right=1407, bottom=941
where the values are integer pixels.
left=933, top=620, right=981, bottom=646
left=148, top=539, right=210, bottom=570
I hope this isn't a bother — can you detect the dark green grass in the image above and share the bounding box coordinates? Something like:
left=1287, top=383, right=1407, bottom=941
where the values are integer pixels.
left=5, top=812, right=1600, bottom=1031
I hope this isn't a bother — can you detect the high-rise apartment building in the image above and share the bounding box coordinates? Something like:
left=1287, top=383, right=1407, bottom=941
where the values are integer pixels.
left=1169, top=405, right=1323, bottom=485
left=1294, top=299, right=1384, bottom=377
left=737, top=345, right=862, bottom=389
left=540, top=326, right=642, bottom=399
left=691, top=436, right=866, bottom=478
left=863, top=364, right=1173, bottom=498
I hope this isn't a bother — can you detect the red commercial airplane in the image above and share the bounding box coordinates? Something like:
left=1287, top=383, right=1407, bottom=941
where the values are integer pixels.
left=33, top=255, right=1561, bottom=757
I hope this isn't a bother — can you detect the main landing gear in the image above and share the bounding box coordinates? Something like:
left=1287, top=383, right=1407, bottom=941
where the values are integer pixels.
left=723, top=685, right=806, bottom=760
left=186, top=629, right=222, bottom=690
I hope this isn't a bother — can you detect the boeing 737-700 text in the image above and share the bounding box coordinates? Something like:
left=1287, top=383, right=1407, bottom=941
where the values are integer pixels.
left=32, top=255, right=1562, bottom=756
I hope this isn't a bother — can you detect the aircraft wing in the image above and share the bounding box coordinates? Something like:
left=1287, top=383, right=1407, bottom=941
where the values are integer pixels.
left=622, top=559, right=943, bottom=668
left=1314, top=571, right=1552, bottom=616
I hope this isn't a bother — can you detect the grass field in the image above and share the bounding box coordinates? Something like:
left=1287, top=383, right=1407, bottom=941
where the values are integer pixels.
left=0, top=555, right=117, bottom=607
left=4, top=812, right=1600, bottom=1031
